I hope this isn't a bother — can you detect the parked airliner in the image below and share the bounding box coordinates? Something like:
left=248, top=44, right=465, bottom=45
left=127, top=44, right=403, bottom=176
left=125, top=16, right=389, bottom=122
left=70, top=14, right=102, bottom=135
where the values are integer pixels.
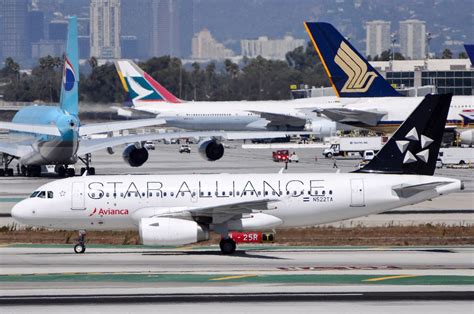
left=12, top=94, right=462, bottom=254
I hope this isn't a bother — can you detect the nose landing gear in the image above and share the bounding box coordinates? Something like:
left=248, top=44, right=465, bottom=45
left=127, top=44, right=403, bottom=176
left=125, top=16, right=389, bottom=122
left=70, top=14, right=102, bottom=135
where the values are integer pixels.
left=74, top=230, right=87, bottom=254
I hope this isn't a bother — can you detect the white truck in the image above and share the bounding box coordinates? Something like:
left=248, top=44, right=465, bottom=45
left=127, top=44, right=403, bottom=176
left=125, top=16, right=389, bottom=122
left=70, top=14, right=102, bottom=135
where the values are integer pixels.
left=438, top=147, right=474, bottom=166
left=323, top=137, right=385, bottom=158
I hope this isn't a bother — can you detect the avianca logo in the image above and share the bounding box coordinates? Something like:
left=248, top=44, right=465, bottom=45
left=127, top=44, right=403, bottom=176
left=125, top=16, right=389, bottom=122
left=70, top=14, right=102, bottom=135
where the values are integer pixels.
left=89, top=208, right=129, bottom=217
left=63, top=57, right=76, bottom=92
left=334, top=42, right=377, bottom=93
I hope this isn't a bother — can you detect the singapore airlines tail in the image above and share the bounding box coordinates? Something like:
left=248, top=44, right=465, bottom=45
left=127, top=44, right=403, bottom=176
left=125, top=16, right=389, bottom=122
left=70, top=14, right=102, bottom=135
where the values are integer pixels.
left=304, top=22, right=401, bottom=98
left=114, top=60, right=182, bottom=105
left=59, top=16, right=79, bottom=116
left=357, top=93, right=452, bottom=175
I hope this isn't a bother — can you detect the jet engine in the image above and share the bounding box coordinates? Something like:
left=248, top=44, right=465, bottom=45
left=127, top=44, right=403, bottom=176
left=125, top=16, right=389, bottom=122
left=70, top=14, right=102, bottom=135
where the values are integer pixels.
left=460, top=129, right=474, bottom=146
left=198, top=138, right=224, bottom=161
left=122, top=144, right=149, bottom=167
left=305, top=118, right=337, bottom=138
left=139, top=217, right=209, bottom=246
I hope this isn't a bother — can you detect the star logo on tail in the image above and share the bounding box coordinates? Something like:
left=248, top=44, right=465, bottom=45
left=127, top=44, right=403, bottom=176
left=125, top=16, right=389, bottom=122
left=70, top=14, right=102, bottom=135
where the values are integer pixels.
left=396, top=127, right=434, bottom=164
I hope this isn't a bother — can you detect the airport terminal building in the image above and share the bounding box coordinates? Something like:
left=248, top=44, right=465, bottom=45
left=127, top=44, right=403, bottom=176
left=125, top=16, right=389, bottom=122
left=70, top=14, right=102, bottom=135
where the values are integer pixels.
left=293, top=58, right=473, bottom=98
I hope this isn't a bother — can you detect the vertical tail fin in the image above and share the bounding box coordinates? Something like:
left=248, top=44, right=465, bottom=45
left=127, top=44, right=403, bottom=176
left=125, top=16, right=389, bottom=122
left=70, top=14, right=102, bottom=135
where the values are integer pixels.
left=304, top=22, right=401, bottom=98
left=59, top=16, right=79, bottom=116
left=114, top=60, right=182, bottom=105
left=356, top=93, right=452, bottom=175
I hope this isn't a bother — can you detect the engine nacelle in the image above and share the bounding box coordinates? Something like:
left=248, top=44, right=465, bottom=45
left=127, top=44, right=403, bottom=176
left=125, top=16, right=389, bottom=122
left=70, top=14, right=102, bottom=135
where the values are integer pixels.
left=305, top=118, right=337, bottom=138
left=198, top=138, right=224, bottom=161
left=122, top=144, right=149, bottom=167
left=139, top=217, right=209, bottom=246
left=460, top=130, right=474, bottom=146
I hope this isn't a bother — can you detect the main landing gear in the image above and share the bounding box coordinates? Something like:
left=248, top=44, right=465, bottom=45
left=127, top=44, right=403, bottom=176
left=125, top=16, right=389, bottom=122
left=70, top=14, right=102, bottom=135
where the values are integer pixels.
left=219, top=237, right=237, bottom=255
left=56, top=165, right=76, bottom=177
left=0, top=154, right=15, bottom=176
left=78, top=153, right=95, bottom=175
left=74, top=230, right=87, bottom=254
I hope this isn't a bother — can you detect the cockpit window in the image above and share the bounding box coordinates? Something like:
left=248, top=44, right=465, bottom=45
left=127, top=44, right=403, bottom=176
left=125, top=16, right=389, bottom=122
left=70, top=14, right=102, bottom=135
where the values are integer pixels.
left=30, top=191, right=39, bottom=198
left=37, top=191, right=46, bottom=198
left=47, top=191, right=53, bottom=199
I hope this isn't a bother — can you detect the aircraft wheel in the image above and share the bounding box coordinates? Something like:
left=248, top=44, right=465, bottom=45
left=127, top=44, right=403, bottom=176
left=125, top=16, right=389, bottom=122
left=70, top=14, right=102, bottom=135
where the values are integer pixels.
left=0, top=169, right=4, bottom=176
left=67, top=168, right=75, bottom=177
left=219, top=238, right=236, bottom=255
left=74, top=244, right=86, bottom=254
left=7, top=168, right=14, bottom=176
left=88, top=167, right=95, bottom=175
left=57, top=166, right=66, bottom=177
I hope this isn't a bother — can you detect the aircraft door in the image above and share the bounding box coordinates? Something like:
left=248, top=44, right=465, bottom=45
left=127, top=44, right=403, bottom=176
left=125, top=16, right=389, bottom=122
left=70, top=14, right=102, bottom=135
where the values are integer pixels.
left=71, top=182, right=86, bottom=210
left=350, top=179, right=365, bottom=207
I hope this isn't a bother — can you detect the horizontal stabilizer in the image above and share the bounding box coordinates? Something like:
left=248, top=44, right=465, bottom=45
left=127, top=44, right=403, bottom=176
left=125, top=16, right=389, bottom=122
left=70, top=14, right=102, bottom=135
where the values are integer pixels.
left=0, top=121, right=60, bottom=136
left=321, top=108, right=387, bottom=126
left=392, top=181, right=450, bottom=198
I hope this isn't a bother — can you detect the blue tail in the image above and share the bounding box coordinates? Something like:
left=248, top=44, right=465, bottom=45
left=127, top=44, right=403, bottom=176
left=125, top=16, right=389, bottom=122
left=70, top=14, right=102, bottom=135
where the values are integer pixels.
left=464, top=44, right=474, bottom=66
left=304, top=22, right=401, bottom=98
left=59, top=16, right=79, bottom=116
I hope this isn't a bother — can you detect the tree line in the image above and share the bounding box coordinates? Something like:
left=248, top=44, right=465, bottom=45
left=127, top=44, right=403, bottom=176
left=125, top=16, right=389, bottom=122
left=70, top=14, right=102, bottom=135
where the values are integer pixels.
left=0, top=43, right=329, bottom=104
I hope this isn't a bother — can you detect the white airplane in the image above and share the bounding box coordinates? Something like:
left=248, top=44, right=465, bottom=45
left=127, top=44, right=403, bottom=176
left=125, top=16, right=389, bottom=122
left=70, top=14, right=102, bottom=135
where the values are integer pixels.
left=304, top=22, right=474, bottom=143
left=114, top=60, right=346, bottom=136
left=12, top=94, right=463, bottom=254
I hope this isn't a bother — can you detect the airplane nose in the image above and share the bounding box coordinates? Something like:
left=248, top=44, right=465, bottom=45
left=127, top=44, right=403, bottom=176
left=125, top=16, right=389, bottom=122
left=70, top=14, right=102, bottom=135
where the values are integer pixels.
left=11, top=200, right=32, bottom=223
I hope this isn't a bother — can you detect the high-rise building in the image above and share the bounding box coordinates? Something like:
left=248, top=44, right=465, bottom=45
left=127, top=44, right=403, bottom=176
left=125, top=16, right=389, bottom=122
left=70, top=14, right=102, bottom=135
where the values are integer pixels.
left=120, top=35, right=138, bottom=59
left=28, top=10, right=45, bottom=45
left=0, top=0, right=29, bottom=62
left=90, top=0, right=121, bottom=59
left=48, top=20, right=68, bottom=41
left=240, top=35, right=305, bottom=60
left=191, top=29, right=234, bottom=60
left=365, top=20, right=391, bottom=58
left=121, top=0, right=152, bottom=59
left=399, top=19, right=426, bottom=60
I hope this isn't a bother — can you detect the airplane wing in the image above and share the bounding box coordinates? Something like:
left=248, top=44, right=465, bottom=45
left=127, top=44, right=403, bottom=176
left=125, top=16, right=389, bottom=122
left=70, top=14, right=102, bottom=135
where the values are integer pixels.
left=321, top=108, right=387, bottom=126
left=77, top=130, right=307, bottom=155
left=0, top=121, right=60, bottom=136
left=0, top=142, right=32, bottom=158
left=132, top=199, right=280, bottom=225
left=79, top=118, right=166, bottom=136
left=248, top=111, right=307, bottom=127
left=392, top=181, right=451, bottom=198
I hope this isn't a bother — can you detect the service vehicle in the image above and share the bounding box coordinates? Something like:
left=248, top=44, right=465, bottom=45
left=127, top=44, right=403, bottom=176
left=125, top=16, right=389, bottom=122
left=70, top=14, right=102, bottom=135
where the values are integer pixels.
left=272, top=150, right=289, bottom=162
left=438, top=147, right=474, bottom=166
left=323, top=137, right=384, bottom=158
left=179, top=144, right=191, bottom=153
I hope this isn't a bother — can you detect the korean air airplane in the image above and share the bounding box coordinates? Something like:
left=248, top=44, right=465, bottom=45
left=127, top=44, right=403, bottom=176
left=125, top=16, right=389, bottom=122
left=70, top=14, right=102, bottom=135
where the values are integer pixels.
left=12, top=94, right=462, bottom=254
left=304, top=22, right=474, bottom=144
left=0, top=17, right=310, bottom=177
left=114, top=60, right=349, bottom=136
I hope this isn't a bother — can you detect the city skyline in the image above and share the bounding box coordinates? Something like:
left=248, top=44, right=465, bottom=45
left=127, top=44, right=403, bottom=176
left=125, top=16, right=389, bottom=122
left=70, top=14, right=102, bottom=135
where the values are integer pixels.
left=0, top=0, right=472, bottom=67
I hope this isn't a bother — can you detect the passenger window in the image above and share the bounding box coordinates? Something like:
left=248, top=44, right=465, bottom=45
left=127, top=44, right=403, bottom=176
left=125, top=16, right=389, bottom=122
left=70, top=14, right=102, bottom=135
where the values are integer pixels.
left=47, top=191, right=53, bottom=199
left=208, top=192, right=211, bottom=196
left=181, top=192, right=185, bottom=196
left=120, top=193, right=124, bottom=197
left=222, top=191, right=226, bottom=196
left=164, top=192, right=167, bottom=197
left=37, top=191, right=45, bottom=198
left=229, top=192, right=233, bottom=196
left=170, top=192, right=174, bottom=197
left=236, top=191, right=240, bottom=196
left=106, top=193, right=110, bottom=197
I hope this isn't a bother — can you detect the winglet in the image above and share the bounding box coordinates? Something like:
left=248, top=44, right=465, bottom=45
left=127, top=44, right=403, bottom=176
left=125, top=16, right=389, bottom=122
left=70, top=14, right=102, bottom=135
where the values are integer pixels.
left=304, top=22, right=401, bottom=98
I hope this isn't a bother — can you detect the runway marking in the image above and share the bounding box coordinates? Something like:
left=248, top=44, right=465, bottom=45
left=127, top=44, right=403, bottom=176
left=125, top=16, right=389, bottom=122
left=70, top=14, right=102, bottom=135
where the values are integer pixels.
left=210, top=274, right=257, bottom=281
left=363, top=275, right=418, bottom=282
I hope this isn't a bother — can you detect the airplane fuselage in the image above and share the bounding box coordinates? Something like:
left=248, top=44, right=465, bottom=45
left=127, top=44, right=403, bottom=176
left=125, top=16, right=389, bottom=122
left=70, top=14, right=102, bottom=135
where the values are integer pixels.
left=12, top=173, right=461, bottom=231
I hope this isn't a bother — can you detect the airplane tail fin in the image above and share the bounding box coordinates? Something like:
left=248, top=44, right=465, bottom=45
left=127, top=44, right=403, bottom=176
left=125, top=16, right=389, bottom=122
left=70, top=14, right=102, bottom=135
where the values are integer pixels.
left=114, top=60, right=182, bottom=105
left=304, top=22, right=401, bottom=98
left=59, top=16, right=79, bottom=116
left=464, top=44, right=474, bottom=66
left=356, top=93, right=452, bottom=175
